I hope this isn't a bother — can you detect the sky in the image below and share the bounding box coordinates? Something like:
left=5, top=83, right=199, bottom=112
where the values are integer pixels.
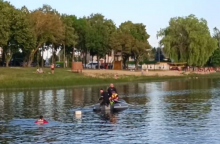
left=6, top=0, right=220, bottom=47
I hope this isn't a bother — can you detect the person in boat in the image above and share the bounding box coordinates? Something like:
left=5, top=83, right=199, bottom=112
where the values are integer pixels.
left=107, top=83, right=118, bottom=97
left=109, top=91, right=119, bottom=105
left=35, top=115, right=48, bottom=124
left=99, top=89, right=110, bottom=106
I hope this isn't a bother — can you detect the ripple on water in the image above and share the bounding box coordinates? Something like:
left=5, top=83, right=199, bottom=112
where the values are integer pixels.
left=1, top=80, right=220, bottom=143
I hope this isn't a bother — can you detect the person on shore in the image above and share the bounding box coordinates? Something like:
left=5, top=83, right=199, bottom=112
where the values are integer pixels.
left=51, top=64, right=54, bottom=74
left=107, top=83, right=117, bottom=97
left=99, top=89, right=110, bottom=106
left=36, top=68, right=44, bottom=74
left=35, top=115, right=48, bottom=124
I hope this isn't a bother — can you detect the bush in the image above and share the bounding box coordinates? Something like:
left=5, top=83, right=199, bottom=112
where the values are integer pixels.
left=56, top=61, right=64, bottom=67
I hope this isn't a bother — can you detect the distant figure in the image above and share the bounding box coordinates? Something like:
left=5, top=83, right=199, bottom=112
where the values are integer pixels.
left=36, top=68, right=44, bottom=74
left=35, top=115, right=48, bottom=125
left=107, top=83, right=117, bottom=97
left=99, top=89, right=110, bottom=106
left=51, top=64, right=55, bottom=74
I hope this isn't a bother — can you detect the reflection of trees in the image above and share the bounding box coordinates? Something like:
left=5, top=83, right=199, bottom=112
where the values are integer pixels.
left=119, top=83, right=149, bottom=105
left=163, top=78, right=213, bottom=91
left=164, top=89, right=212, bottom=128
left=98, top=111, right=118, bottom=124
left=164, top=78, right=212, bottom=107
left=163, top=78, right=213, bottom=123
left=72, top=88, right=84, bottom=106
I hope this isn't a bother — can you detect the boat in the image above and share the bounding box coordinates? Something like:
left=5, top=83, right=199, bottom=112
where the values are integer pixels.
left=93, top=100, right=128, bottom=112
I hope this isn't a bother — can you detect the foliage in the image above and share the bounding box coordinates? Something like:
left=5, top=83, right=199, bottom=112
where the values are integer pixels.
left=85, top=13, right=116, bottom=67
left=208, top=27, right=220, bottom=67
left=157, top=15, right=218, bottom=66
left=28, top=5, right=64, bottom=66
left=209, top=48, right=220, bottom=67
left=111, top=21, right=151, bottom=69
left=0, top=1, right=219, bottom=69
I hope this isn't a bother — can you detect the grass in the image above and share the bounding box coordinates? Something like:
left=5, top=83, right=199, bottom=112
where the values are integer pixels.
left=1, top=67, right=220, bottom=90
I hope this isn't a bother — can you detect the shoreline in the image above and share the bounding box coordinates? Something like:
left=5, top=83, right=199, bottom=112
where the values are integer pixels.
left=0, top=68, right=220, bottom=90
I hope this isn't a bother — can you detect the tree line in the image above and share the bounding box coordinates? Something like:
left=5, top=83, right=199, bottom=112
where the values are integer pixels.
left=0, top=0, right=220, bottom=69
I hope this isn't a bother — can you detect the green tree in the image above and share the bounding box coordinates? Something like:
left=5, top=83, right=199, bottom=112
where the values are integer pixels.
left=209, top=48, right=220, bottom=67
left=130, top=23, right=151, bottom=69
left=86, top=13, right=115, bottom=68
left=110, top=31, right=134, bottom=69
left=28, top=5, right=64, bottom=67
left=207, top=27, right=220, bottom=67
left=61, top=15, right=78, bottom=67
left=71, top=17, right=90, bottom=65
left=112, top=21, right=150, bottom=69
left=157, top=14, right=218, bottom=67
left=0, top=1, right=35, bottom=67
left=0, top=0, right=11, bottom=47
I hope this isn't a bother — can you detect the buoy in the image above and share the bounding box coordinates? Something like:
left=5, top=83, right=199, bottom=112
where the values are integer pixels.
left=75, top=111, right=82, bottom=119
left=75, top=111, right=82, bottom=115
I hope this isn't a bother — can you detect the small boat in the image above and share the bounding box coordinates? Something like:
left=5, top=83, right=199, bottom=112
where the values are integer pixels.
left=93, top=100, right=128, bottom=112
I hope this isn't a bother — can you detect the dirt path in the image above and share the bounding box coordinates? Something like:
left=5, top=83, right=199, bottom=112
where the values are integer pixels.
left=82, top=69, right=185, bottom=77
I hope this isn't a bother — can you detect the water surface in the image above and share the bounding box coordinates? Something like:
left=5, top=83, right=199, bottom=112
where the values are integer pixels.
left=0, top=78, right=220, bottom=143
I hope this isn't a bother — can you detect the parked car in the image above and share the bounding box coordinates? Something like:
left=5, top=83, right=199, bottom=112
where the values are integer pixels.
left=85, top=62, right=98, bottom=69
left=56, top=64, right=61, bottom=67
left=127, top=64, right=142, bottom=70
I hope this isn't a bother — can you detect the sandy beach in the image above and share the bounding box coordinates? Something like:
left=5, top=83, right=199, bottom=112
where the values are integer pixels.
left=82, top=69, right=185, bottom=77
left=81, top=69, right=218, bottom=78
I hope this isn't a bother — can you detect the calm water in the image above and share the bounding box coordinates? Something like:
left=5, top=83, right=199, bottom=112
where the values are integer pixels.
left=1, top=78, right=220, bottom=144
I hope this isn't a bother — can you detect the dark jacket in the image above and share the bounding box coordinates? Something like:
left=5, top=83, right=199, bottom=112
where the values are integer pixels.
left=100, top=92, right=110, bottom=105
left=107, top=87, right=117, bottom=96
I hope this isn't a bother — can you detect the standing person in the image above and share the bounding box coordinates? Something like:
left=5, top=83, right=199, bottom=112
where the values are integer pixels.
left=51, top=63, right=54, bottom=74
left=99, top=89, right=110, bottom=106
left=107, top=83, right=117, bottom=97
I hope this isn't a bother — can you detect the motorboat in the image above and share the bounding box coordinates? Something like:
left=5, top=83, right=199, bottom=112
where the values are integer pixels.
left=93, top=100, right=128, bottom=112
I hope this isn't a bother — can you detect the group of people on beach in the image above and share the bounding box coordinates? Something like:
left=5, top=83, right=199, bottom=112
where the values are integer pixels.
left=99, top=83, right=119, bottom=106
left=36, top=64, right=55, bottom=74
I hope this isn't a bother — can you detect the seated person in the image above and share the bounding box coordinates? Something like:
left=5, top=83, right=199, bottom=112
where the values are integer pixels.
left=35, top=115, right=48, bottom=124
left=99, top=89, right=110, bottom=106
left=36, top=68, right=44, bottom=73
left=109, top=91, right=119, bottom=104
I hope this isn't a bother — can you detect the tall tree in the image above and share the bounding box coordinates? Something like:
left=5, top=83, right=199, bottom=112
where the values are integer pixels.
left=130, top=23, right=151, bottom=69
left=157, top=14, right=218, bottom=66
left=0, top=1, right=14, bottom=66
left=208, top=27, right=220, bottom=67
left=0, top=1, right=35, bottom=67
left=61, top=15, right=78, bottom=66
left=71, top=17, right=90, bottom=65
left=0, top=0, right=11, bottom=47
left=112, top=21, right=150, bottom=69
left=28, top=5, right=64, bottom=67
left=86, top=13, right=115, bottom=68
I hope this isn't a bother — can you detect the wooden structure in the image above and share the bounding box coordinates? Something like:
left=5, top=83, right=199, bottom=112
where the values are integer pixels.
left=113, top=61, right=122, bottom=70
left=72, top=62, right=83, bottom=73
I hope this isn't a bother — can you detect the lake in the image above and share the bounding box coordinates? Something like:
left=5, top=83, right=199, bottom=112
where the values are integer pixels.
left=0, top=77, right=220, bottom=144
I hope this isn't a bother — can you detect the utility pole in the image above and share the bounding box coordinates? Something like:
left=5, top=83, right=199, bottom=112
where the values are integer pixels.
left=63, top=44, right=65, bottom=68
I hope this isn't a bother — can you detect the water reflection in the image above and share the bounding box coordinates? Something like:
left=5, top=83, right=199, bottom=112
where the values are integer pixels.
left=1, top=78, right=220, bottom=143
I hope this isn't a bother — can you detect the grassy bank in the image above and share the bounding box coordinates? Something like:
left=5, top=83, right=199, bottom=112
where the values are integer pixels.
left=1, top=67, right=220, bottom=90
